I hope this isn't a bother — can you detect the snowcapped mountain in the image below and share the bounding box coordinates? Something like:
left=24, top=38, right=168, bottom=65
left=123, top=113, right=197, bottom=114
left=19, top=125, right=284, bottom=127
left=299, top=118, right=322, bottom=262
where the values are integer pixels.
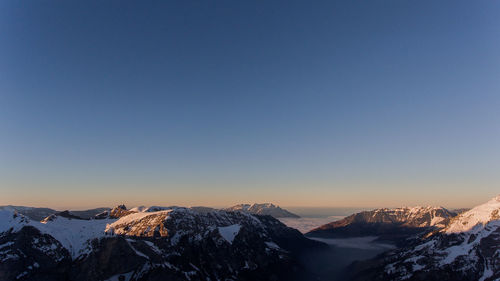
left=225, top=203, right=300, bottom=218
left=0, top=205, right=110, bottom=221
left=0, top=206, right=57, bottom=221
left=307, top=206, right=456, bottom=245
left=0, top=205, right=324, bottom=281
left=128, top=206, right=176, bottom=213
left=66, top=207, right=111, bottom=219
left=444, top=196, right=500, bottom=234
left=348, top=195, right=500, bottom=281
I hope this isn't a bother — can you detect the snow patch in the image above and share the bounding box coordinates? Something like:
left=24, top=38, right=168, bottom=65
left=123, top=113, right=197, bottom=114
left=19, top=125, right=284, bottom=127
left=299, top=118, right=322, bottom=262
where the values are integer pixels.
left=0, top=242, right=14, bottom=249
left=479, top=267, right=494, bottom=281
left=265, top=241, right=281, bottom=250
left=0, top=210, right=29, bottom=234
left=37, top=216, right=115, bottom=258
left=218, top=224, right=241, bottom=244
left=143, top=241, right=162, bottom=255
left=125, top=239, right=150, bottom=260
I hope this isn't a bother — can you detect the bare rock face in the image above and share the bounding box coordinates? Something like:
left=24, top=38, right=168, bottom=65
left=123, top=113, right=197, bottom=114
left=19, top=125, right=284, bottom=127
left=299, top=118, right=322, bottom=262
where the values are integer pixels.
left=104, top=210, right=171, bottom=237
left=225, top=203, right=300, bottom=218
left=93, top=204, right=137, bottom=220
left=0, top=206, right=325, bottom=281
left=109, top=205, right=137, bottom=218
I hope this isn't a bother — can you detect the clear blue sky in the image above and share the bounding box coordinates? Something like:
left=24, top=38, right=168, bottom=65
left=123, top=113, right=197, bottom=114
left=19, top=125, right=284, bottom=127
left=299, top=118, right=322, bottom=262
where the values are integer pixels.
left=1, top=0, right=499, bottom=209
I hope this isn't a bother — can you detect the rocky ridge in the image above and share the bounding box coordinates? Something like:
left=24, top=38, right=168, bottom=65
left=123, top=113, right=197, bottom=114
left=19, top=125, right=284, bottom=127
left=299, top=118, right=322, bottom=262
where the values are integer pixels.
left=0, top=205, right=323, bottom=281
left=307, top=206, right=457, bottom=245
left=225, top=203, right=300, bottom=218
left=347, top=196, right=500, bottom=281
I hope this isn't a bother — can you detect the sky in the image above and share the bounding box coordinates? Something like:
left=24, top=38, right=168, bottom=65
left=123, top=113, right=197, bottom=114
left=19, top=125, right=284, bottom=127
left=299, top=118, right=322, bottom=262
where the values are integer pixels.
left=1, top=0, right=499, bottom=210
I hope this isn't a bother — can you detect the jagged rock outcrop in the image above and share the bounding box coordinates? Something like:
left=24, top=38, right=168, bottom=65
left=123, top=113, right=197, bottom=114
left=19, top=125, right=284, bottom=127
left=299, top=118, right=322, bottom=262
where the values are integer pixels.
left=225, top=203, right=300, bottom=218
left=94, top=204, right=137, bottom=219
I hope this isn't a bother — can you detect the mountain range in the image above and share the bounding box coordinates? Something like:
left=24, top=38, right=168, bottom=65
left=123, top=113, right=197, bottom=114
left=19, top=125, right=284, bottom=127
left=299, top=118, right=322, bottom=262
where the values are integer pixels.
left=0, top=206, right=110, bottom=221
left=0, top=203, right=299, bottom=222
left=0, top=204, right=323, bottom=281
left=345, top=196, right=500, bottom=281
left=307, top=206, right=457, bottom=246
left=1, top=196, right=499, bottom=281
left=224, top=203, right=300, bottom=218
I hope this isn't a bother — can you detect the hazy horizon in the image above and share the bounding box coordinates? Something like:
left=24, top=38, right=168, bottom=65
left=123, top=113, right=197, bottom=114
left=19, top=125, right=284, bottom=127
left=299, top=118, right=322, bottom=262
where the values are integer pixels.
left=0, top=197, right=488, bottom=212
left=1, top=0, right=499, bottom=209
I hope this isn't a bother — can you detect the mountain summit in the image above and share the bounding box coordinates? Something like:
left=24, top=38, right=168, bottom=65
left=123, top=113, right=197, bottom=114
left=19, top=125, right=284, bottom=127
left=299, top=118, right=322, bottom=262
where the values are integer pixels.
left=349, top=195, right=500, bottom=281
left=225, top=203, right=300, bottom=218
left=444, top=195, right=500, bottom=234
left=307, top=206, right=456, bottom=245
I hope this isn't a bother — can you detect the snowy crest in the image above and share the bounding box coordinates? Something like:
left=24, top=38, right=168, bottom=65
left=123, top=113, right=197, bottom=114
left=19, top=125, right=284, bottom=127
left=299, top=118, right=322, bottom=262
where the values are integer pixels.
left=444, top=195, right=500, bottom=234
left=0, top=209, right=30, bottom=234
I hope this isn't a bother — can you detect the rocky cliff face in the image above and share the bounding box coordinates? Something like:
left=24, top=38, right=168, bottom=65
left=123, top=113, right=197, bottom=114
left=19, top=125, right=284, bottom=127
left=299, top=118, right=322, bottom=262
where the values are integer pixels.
left=0, top=206, right=324, bottom=281
left=307, top=206, right=456, bottom=245
left=225, top=203, right=300, bottom=218
left=347, top=196, right=500, bottom=281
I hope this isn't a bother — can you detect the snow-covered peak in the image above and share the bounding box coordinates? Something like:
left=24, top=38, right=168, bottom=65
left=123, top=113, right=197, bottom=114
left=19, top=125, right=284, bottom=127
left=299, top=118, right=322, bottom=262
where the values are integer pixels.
left=104, top=207, right=265, bottom=239
left=227, top=204, right=251, bottom=211
left=0, top=209, right=29, bottom=234
left=365, top=206, right=454, bottom=227
left=122, top=205, right=173, bottom=213
left=309, top=205, right=456, bottom=238
left=444, top=195, right=500, bottom=234
left=143, top=206, right=172, bottom=212
left=0, top=204, right=319, bottom=281
left=375, top=196, right=500, bottom=281
left=225, top=203, right=299, bottom=218
left=374, top=206, right=447, bottom=213
left=250, top=203, right=276, bottom=209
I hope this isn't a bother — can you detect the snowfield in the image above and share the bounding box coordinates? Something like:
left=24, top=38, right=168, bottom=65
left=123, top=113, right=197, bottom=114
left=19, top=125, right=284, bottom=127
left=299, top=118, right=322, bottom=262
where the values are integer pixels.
left=217, top=224, right=241, bottom=244
left=444, top=195, right=500, bottom=234
left=0, top=209, right=116, bottom=258
left=39, top=216, right=116, bottom=258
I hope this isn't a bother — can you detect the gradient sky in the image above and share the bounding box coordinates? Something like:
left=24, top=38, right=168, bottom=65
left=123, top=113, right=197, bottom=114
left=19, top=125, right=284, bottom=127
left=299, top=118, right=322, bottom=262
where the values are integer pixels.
left=1, top=0, right=499, bottom=210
